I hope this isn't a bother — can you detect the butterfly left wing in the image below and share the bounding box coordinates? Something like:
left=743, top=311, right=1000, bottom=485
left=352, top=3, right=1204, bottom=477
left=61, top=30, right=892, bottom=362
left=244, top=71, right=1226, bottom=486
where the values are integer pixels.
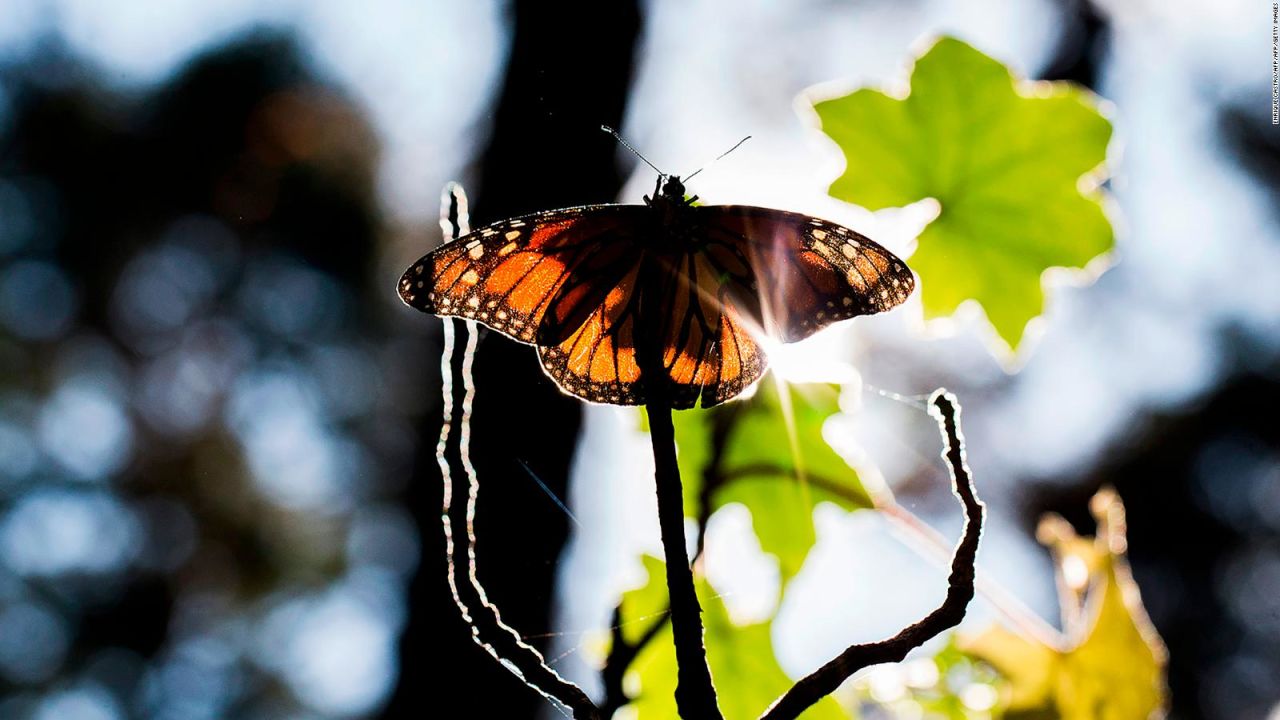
left=399, top=205, right=647, bottom=344
left=536, top=263, right=645, bottom=405
left=695, top=206, right=915, bottom=343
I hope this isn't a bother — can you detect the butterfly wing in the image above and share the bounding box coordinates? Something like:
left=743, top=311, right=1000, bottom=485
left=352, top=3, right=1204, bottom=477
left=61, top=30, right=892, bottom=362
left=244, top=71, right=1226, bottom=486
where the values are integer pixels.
left=696, top=206, right=915, bottom=342
left=532, top=205, right=913, bottom=410
left=649, top=249, right=766, bottom=408
left=402, top=202, right=912, bottom=410
left=536, top=263, right=645, bottom=405
left=399, top=205, right=648, bottom=345
left=534, top=248, right=765, bottom=409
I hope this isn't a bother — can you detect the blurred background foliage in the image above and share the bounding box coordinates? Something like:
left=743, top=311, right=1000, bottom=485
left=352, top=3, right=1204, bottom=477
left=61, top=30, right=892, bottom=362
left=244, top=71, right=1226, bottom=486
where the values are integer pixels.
left=0, top=1, right=1276, bottom=720
left=0, top=31, right=418, bottom=720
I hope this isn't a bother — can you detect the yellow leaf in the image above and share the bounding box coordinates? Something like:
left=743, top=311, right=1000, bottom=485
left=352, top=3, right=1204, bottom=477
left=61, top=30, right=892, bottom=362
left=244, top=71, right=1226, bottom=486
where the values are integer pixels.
left=963, top=488, right=1167, bottom=719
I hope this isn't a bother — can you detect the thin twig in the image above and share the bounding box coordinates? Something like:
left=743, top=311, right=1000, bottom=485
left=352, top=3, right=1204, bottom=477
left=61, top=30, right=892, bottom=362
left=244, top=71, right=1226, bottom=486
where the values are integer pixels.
left=876, top=501, right=1063, bottom=649
left=758, top=389, right=985, bottom=720
left=719, top=464, right=1059, bottom=646
left=632, top=240, right=723, bottom=720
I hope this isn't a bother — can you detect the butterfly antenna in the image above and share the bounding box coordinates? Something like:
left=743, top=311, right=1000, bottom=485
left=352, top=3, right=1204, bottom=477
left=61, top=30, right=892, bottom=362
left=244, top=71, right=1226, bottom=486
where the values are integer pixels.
left=601, top=125, right=664, bottom=176
left=683, top=135, right=752, bottom=182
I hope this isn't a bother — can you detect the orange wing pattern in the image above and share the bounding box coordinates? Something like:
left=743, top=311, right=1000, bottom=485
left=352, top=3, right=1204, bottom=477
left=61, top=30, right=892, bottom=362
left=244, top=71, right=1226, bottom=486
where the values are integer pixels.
left=401, top=202, right=912, bottom=409
left=537, top=250, right=766, bottom=409
left=698, top=206, right=915, bottom=343
left=648, top=249, right=765, bottom=408
left=399, top=206, right=647, bottom=344
left=537, top=265, right=643, bottom=405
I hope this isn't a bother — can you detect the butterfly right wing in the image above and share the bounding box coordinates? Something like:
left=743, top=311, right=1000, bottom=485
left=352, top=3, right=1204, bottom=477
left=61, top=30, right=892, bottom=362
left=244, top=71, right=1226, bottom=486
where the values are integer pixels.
left=634, top=205, right=913, bottom=409
left=697, top=206, right=914, bottom=343
left=399, top=205, right=648, bottom=345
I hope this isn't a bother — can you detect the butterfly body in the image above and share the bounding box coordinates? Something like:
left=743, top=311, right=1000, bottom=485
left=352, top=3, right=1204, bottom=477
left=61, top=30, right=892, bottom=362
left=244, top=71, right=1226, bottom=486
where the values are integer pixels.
left=645, top=176, right=700, bottom=241
left=400, top=175, right=914, bottom=409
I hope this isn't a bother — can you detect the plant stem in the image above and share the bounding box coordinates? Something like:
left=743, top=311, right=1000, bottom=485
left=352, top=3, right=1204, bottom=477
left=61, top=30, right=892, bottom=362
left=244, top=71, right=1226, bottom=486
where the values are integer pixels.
left=759, top=389, right=984, bottom=720
left=876, top=500, right=1064, bottom=650
left=645, top=400, right=724, bottom=720
left=715, top=463, right=1061, bottom=648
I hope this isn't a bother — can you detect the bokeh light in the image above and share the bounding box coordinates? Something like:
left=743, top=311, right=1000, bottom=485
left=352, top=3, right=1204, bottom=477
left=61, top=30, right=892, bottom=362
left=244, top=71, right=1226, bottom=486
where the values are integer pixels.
left=0, top=261, right=77, bottom=341
left=0, top=599, right=70, bottom=684
left=0, top=489, right=139, bottom=576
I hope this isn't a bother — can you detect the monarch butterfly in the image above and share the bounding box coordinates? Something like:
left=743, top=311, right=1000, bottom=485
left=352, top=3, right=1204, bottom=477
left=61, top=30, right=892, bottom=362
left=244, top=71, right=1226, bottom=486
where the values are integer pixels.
left=399, top=172, right=914, bottom=409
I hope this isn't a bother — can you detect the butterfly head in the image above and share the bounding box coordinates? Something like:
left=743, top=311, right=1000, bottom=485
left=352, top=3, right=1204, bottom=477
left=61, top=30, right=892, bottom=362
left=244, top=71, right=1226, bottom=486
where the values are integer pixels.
left=647, top=175, right=695, bottom=213
left=660, top=175, right=687, bottom=201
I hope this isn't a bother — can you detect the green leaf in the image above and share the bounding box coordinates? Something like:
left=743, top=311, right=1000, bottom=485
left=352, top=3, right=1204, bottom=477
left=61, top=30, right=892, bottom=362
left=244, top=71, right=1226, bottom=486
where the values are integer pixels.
left=810, top=36, right=1114, bottom=351
left=962, top=489, right=1167, bottom=719
left=672, top=377, right=872, bottom=583
left=621, top=556, right=848, bottom=720
left=621, top=555, right=675, bottom=645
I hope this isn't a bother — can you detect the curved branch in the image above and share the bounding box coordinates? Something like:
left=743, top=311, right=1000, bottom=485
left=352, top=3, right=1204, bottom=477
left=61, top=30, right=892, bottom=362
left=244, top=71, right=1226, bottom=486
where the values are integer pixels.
left=717, top=467, right=1056, bottom=646
left=876, top=501, right=1063, bottom=649
left=759, top=389, right=985, bottom=720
